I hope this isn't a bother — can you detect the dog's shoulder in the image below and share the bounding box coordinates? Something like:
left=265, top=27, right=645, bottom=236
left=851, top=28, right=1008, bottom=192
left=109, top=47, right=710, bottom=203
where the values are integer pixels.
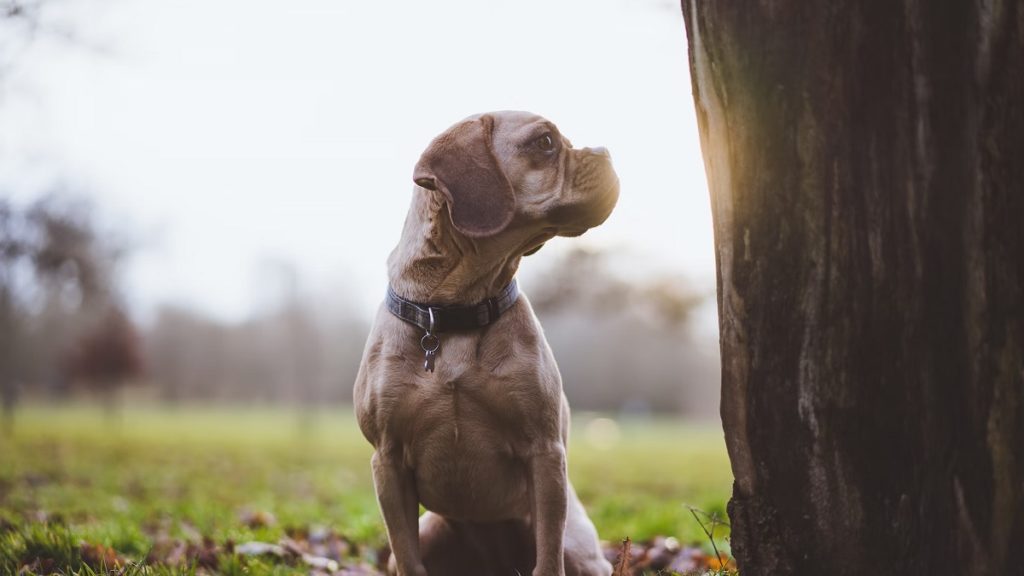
left=353, top=305, right=416, bottom=446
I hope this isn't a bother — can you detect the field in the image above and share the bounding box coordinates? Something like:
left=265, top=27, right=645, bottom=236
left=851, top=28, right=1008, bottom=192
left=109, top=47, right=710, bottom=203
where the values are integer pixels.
left=0, top=405, right=734, bottom=575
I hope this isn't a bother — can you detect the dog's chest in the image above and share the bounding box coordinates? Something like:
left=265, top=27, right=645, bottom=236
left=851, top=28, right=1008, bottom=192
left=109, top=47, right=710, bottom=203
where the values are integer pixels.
left=402, top=369, right=534, bottom=520
left=374, top=331, right=553, bottom=520
left=380, top=326, right=548, bottom=440
left=395, top=358, right=532, bottom=451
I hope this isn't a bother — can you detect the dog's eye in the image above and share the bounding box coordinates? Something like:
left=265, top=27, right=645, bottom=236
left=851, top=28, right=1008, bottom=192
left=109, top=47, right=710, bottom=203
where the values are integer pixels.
left=534, top=134, right=555, bottom=152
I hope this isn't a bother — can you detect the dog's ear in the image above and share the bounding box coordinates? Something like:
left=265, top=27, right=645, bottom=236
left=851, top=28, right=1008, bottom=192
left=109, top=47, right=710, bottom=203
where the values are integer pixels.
left=412, top=116, right=515, bottom=238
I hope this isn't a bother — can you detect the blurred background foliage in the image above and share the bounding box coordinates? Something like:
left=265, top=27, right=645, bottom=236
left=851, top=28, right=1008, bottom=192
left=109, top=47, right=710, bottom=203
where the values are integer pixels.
left=0, top=0, right=721, bottom=424
left=0, top=192, right=719, bottom=420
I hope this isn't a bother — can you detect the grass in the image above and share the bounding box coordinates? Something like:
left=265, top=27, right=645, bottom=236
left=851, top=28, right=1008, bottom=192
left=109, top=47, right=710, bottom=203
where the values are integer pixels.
left=0, top=404, right=734, bottom=574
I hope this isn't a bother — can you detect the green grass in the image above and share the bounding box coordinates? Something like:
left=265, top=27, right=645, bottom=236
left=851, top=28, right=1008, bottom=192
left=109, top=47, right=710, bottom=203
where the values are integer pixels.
left=0, top=405, right=733, bottom=574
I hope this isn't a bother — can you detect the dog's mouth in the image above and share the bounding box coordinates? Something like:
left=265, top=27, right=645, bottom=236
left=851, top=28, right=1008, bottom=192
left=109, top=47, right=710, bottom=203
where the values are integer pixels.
left=550, top=153, right=620, bottom=237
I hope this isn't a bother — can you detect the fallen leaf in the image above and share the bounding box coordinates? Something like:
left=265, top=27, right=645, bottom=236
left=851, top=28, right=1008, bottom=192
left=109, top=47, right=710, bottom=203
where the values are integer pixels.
left=234, top=541, right=285, bottom=557
left=239, top=508, right=277, bottom=528
left=79, top=542, right=123, bottom=569
left=707, top=554, right=736, bottom=570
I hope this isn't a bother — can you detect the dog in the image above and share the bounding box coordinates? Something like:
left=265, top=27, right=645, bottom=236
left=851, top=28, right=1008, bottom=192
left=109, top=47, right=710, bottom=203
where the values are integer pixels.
left=353, top=111, right=619, bottom=576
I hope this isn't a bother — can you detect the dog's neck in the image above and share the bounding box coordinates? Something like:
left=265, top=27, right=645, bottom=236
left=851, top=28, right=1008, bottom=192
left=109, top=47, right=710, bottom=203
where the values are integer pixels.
left=387, top=190, right=521, bottom=306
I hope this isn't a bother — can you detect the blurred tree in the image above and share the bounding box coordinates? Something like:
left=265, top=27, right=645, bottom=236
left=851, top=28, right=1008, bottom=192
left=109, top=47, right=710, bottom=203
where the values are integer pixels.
left=529, top=247, right=706, bottom=328
left=684, top=1, right=1023, bottom=574
left=143, top=283, right=368, bottom=408
left=528, top=248, right=632, bottom=316
left=1, top=0, right=100, bottom=85
left=0, top=199, right=27, bottom=434
left=26, top=194, right=113, bottom=300
left=145, top=306, right=226, bottom=405
left=3, top=1, right=55, bottom=98
left=0, top=193, right=127, bottom=431
left=1, top=2, right=133, bottom=427
left=527, top=247, right=716, bottom=415
left=62, top=305, right=142, bottom=414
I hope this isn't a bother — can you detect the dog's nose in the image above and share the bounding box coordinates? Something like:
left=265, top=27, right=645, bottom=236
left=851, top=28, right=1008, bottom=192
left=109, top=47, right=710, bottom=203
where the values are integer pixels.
left=584, top=146, right=610, bottom=158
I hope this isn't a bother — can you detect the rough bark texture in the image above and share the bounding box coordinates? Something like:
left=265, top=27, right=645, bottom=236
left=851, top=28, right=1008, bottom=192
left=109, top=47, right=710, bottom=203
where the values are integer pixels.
left=682, top=1, right=1023, bottom=575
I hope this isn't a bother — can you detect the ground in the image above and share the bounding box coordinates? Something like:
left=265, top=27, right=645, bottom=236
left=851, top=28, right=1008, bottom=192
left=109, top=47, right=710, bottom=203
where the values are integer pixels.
left=0, top=405, right=735, bottom=575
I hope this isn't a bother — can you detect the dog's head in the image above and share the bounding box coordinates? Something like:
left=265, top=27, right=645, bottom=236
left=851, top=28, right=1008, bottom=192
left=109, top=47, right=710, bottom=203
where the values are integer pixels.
left=412, top=111, right=619, bottom=254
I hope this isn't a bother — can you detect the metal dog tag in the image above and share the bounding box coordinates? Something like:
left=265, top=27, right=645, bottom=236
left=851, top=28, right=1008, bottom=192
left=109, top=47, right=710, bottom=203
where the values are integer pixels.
left=421, top=333, right=440, bottom=373
left=421, top=307, right=441, bottom=372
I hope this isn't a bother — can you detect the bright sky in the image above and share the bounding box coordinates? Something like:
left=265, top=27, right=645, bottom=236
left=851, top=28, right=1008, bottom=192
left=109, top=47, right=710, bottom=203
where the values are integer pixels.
left=1, top=0, right=713, bottom=323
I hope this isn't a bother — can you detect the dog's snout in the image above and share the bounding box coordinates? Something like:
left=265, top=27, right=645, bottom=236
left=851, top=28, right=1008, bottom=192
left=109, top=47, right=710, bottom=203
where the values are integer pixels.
left=583, top=146, right=610, bottom=159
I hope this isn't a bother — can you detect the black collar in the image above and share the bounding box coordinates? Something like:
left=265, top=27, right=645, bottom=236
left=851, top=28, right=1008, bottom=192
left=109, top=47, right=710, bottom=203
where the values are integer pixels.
left=386, top=279, right=520, bottom=334
left=386, top=280, right=520, bottom=372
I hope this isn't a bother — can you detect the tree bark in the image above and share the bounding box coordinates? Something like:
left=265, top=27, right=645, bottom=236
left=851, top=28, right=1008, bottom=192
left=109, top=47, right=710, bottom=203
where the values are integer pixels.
left=682, top=1, right=1023, bottom=575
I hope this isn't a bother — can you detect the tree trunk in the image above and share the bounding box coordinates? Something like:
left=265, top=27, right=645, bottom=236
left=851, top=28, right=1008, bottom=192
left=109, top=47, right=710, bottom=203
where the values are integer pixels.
left=682, top=2, right=1023, bottom=575
left=0, top=284, right=17, bottom=437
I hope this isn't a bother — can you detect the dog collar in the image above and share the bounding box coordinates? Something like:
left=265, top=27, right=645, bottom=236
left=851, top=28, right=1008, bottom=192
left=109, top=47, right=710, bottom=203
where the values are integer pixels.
left=385, top=279, right=520, bottom=372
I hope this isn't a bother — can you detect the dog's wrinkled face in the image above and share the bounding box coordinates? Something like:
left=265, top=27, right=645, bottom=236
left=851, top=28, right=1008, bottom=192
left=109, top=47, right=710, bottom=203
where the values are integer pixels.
left=412, top=111, right=619, bottom=253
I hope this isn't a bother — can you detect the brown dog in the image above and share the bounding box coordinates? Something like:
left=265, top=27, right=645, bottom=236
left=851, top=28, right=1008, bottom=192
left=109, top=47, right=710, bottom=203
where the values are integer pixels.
left=354, top=111, right=619, bottom=576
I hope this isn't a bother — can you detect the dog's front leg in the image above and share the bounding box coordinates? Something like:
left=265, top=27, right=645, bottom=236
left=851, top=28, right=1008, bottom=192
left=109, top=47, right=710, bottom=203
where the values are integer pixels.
left=530, top=443, right=569, bottom=576
left=371, top=449, right=426, bottom=576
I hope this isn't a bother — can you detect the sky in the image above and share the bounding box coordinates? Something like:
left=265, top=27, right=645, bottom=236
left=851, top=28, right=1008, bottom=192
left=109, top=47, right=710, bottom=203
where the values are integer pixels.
left=0, top=0, right=714, bottom=324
